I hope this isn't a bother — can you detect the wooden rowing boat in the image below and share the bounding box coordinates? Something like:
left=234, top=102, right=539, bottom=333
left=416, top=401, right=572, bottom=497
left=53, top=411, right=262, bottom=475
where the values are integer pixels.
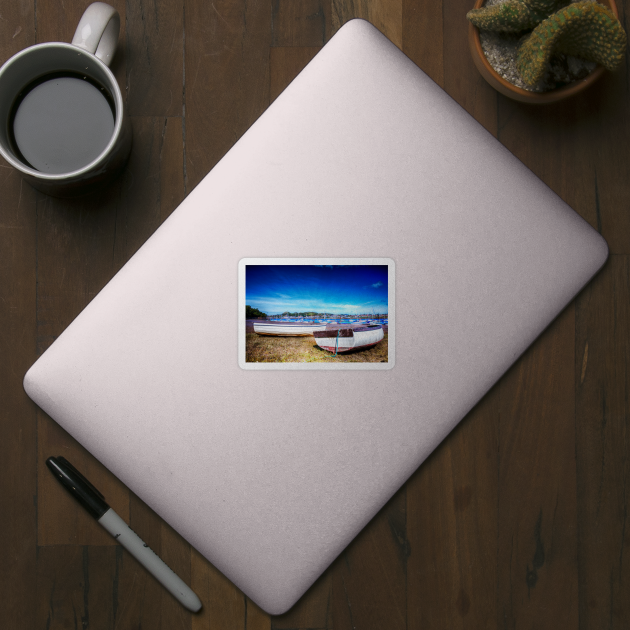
left=313, top=324, right=384, bottom=353
left=253, top=321, right=327, bottom=336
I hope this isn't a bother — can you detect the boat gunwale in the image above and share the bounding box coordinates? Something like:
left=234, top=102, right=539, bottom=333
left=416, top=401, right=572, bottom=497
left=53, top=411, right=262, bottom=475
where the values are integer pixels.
left=313, top=324, right=383, bottom=338
left=253, top=321, right=326, bottom=327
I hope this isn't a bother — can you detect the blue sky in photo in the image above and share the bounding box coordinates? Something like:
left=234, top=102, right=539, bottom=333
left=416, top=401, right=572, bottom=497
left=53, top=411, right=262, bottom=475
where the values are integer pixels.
left=245, top=265, right=389, bottom=315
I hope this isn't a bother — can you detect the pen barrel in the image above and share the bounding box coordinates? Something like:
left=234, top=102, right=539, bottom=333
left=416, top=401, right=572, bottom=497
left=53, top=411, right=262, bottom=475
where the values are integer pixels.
left=98, top=508, right=202, bottom=612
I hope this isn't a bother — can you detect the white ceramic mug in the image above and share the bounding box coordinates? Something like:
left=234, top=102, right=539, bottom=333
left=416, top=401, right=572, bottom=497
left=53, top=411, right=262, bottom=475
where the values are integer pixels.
left=0, top=2, right=131, bottom=197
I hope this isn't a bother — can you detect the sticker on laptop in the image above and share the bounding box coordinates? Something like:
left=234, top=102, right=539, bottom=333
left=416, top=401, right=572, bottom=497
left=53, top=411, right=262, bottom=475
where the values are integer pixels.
left=238, top=258, right=394, bottom=370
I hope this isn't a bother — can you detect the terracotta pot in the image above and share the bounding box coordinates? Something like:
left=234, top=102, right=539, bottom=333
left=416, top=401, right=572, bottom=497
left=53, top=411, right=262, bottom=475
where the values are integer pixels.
left=468, top=0, right=619, bottom=103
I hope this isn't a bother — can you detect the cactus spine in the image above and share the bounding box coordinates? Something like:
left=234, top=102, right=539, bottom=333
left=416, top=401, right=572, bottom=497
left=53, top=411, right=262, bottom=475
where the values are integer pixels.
left=467, top=0, right=568, bottom=33
left=516, top=1, right=627, bottom=85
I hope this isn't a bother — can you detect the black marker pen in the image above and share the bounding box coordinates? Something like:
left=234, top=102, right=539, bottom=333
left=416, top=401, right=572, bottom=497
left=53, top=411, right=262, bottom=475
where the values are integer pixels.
left=46, top=456, right=202, bottom=612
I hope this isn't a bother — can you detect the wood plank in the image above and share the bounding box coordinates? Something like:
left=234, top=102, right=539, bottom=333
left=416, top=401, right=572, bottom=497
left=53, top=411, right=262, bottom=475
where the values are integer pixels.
left=497, top=305, right=578, bottom=628
left=582, top=72, right=630, bottom=254
left=126, top=0, right=184, bottom=117
left=402, top=0, right=444, bottom=88
left=35, top=0, right=127, bottom=94
left=407, top=392, right=499, bottom=629
left=247, top=599, right=272, bottom=630
left=0, top=4, right=38, bottom=629
left=36, top=0, right=123, bottom=45
left=271, top=573, right=332, bottom=629
left=331, top=0, right=402, bottom=49
left=158, top=518, right=196, bottom=629
left=159, top=117, right=187, bottom=220
left=270, top=47, right=321, bottom=103
left=331, top=485, right=407, bottom=630
left=112, top=116, right=185, bottom=270
left=496, top=97, right=598, bottom=223
left=33, top=187, right=121, bottom=354
left=494, top=58, right=630, bottom=256
left=184, top=0, right=272, bottom=192
left=492, top=68, right=617, bottom=630
left=271, top=0, right=332, bottom=46
left=108, top=494, right=193, bottom=629
left=36, top=545, right=118, bottom=630
left=492, top=41, right=626, bottom=628
left=37, top=417, right=129, bottom=546
left=190, top=549, right=247, bottom=630
left=575, top=256, right=630, bottom=629
left=0, top=129, right=38, bottom=630
left=188, top=547, right=270, bottom=630
left=0, top=0, right=36, bottom=56
left=443, top=0, right=497, bottom=131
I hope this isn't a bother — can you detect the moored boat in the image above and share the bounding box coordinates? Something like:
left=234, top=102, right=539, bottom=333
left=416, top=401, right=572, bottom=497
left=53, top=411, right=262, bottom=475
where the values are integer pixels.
left=253, top=321, right=327, bottom=336
left=313, top=324, right=384, bottom=353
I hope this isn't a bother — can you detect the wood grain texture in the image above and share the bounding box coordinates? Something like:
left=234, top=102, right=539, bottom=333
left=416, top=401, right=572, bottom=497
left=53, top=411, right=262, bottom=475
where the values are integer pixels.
left=495, top=76, right=629, bottom=257
left=184, top=0, right=271, bottom=191
left=0, top=145, right=38, bottom=630
left=497, top=97, right=597, bottom=224
left=35, top=0, right=127, bottom=97
left=191, top=549, right=249, bottom=630
left=583, top=72, right=630, bottom=254
left=36, top=545, right=119, bottom=630
left=332, top=0, right=403, bottom=48
left=113, top=495, right=193, bottom=629
left=271, top=573, right=332, bottom=629
left=0, top=6, right=39, bottom=629
left=271, top=0, right=332, bottom=46
left=443, top=0, right=497, bottom=131
left=37, top=417, right=129, bottom=546
left=407, top=393, right=498, bottom=629
left=126, top=0, right=184, bottom=117
left=0, top=0, right=36, bottom=54
left=331, top=486, right=408, bottom=630
left=576, top=256, right=630, bottom=630
left=497, top=305, right=579, bottom=629
left=403, top=0, right=444, bottom=87
left=111, top=116, right=185, bottom=269
left=1, top=0, right=629, bottom=627
left=270, top=47, right=321, bottom=102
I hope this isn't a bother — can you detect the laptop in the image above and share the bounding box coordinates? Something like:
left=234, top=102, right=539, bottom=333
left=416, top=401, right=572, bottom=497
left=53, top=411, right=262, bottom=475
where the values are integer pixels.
left=23, top=19, right=608, bottom=614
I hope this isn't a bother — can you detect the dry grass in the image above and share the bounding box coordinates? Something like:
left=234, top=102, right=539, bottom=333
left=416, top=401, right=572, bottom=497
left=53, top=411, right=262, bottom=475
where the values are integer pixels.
left=245, top=332, right=389, bottom=363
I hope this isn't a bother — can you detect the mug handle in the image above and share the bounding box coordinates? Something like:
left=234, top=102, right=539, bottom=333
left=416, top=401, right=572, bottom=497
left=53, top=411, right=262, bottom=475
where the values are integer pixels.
left=71, top=2, right=120, bottom=67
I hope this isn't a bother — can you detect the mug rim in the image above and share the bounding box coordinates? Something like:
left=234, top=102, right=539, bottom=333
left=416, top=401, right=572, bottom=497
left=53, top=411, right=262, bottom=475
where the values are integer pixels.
left=0, top=41, right=125, bottom=181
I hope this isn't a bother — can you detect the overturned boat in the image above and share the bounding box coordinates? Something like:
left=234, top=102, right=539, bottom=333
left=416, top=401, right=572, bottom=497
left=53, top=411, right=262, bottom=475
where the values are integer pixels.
left=253, top=321, right=327, bottom=336
left=313, top=324, right=384, bottom=353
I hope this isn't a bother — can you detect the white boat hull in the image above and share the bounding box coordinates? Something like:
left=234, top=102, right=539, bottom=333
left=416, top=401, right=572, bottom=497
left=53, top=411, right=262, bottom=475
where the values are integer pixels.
left=253, top=322, right=327, bottom=336
left=313, top=325, right=384, bottom=353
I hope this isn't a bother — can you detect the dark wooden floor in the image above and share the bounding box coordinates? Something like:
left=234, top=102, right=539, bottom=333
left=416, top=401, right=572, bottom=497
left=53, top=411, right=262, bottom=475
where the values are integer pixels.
left=1, top=0, right=629, bottom=628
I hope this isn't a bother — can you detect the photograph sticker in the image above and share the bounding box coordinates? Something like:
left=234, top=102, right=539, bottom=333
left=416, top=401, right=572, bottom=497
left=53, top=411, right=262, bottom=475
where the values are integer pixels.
left=238, top=258, right=394, bottom=370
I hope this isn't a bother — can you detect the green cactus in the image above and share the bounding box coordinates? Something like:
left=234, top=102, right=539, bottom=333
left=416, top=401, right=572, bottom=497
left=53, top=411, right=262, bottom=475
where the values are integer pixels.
left=516, top=1, right=627, bottom=85
left=467, top=0, right=568, bottom=33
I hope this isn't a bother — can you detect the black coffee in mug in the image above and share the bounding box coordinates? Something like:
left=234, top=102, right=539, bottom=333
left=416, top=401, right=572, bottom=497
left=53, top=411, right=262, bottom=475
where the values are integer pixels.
left=9, top=72, right=115, bottom=174
left=0, top=4, right=130, bottom=197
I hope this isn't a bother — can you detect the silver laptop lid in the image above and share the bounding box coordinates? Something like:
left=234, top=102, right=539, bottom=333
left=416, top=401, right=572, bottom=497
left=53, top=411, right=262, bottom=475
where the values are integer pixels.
left=24, top=19, right=607, bottom=614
